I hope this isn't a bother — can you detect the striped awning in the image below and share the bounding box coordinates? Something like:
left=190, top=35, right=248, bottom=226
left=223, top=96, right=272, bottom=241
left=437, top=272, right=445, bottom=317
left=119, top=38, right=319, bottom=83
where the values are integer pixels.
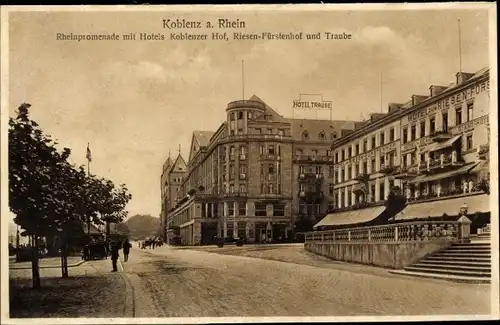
left=313, top=206, right=386, bottom=229
left=409, top=162, right=479, bottom=184
left=421, top=135, right=461, bottom=153
left=394, top=193, right=490, bottom=221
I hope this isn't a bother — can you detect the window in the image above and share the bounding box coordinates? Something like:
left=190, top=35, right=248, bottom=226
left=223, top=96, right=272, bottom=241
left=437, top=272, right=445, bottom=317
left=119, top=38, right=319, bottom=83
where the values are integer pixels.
left=380, top=155, right=385, bottom=167
left=260, top=183, right=265, bottom=193
left=228, top=202, right=235, bottom=216
left=402, top=127, right=408, bottom=144
left=239, top=203, right=246, bottom=216
left=467, top=102, right=474, bottom=122
left=420, top=121, right=426, bottom=137
left=371, top=136, right=376, bottom=149
left=299, top=165, right=305, bottom=174
left=302, top=131, right=309, bottom=140
left=341, top=150, right=345, bottom=161
left=355, top=144, right=359, bottom=156
left=274, top=204, right=285, bottom=216
left=354, top=164, right=359, bottom=177
left=239, top=146, right=246, bottom=155
left=380, top=184, right=385, bottom=201
left=390, top=128, right=395, bottom=142
left=335, top=152, right=339, bottom=163
left=239, top=165, right=247, bottom=174
left=231, top=112, right=236, bottom=120
left=255, top=203, right=267, bottom=216
left=319, top=132, right=325, bottom=139
left=328, top=166, right=334, bottom=177
left=429, top=117, right=436, bottom=134
left=411, top=152, right=416, bottom=165
left=315, top=166, right=322, bottom=174
left=329, top=184, right=334, bottom=195
left=299, top=184, right=305, bottom=192
left=229, top=165, right=235, bottom=179
left=363, top=161, right=367, bottom=174
left=442, top=113, right=448, bottom=132
left=247, top=112, right=253, bottom=119
left=380, top=132, right=385, bottom=145
left=466, top=134, right=473, bottom=150
left=268, top=164, right=275, bottom=174
left=277, top=183, right=281, bottom=194
left=363, top=139, right=368, bottom=152
left=229, top=184, right=235, bottom=193
left=260, top=144, right=265, bottom=155
left=277, top=162, right=281, bottom=175
left=347, top=166, right=351, bottom=180
left=295, top=148, right=303, bottom=156
left=238, top=128, right=243, bottom=134
left=348, top=147, right=352, bottom=158
left=339, top=168, right=343, bottom=183
left=268, top=145, right=275, bottom=155
left=410, top=124, right=416, bottom=141
left=331, top=132, right=337, bottom=140
left=260, top=164, right=264, bottom=175
left=238, top=111, right=243, bottom=119
left=239, top=184, right=246, bottom=193
left=326, top=150, right=332, bottom=157
left=230, top=130, right=235, bottom=135
left=455, top=107, right=462, bottom=125
left=371, top=159, right=376, bottom=173
left=268, top=184, right=274, bottom=194
left=402, top=155, right=408, bottom=167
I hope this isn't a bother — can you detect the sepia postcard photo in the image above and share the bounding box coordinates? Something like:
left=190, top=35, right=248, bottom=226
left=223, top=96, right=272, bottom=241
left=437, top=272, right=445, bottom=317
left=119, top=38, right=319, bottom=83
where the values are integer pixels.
left=0, top=3, right=498, bottom=324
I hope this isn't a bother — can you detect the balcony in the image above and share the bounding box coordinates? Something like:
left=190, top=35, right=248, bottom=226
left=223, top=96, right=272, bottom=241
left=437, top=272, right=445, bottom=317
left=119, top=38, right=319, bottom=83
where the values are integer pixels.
left=379, top=164, right=397, bottom=175
left=430, top=130, right=453, bottom=142
left=294, top=155, right=334, bottom=163
left=393, top=165, right=418, bottom=180
left=222, top=191, right=248, bottom=198
left=478, top=145, right=489, bottom=160
left=422, top=153, right=466, bottom=173
left=298, top=173, right=324, bottom=183
left=260, top=154, right=278, bottom=161
left=354, top=173, right=370, bottom=183
left=299, top=190, right=325, bottom=203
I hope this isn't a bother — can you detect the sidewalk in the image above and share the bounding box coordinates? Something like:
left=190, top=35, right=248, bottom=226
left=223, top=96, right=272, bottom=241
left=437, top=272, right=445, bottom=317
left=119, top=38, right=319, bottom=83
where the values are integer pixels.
left=9, top=256, right=85, bottom=270
left=9, top=258, right=128, bottom=318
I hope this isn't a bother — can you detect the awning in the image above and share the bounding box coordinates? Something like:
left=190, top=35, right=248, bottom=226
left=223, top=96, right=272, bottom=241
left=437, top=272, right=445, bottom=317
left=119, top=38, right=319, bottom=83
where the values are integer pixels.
left=409, top=162, right=479, bottom=184
left=470, top=160, right=488, bottom=174
left=313, top=205, right=386, bottom=229
left=422, top=135, right=461, bottom=153
left=394, top=193, right=490, bottom=221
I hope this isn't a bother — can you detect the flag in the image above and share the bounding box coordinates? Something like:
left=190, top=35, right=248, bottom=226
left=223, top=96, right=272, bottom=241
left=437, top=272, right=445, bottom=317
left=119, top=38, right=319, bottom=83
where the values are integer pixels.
left=86, top=143, right=92, bottom=162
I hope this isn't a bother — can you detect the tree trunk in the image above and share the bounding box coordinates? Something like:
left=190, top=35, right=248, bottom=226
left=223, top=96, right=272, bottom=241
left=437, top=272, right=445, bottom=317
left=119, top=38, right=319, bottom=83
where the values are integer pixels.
left=31, top=234, right=41, bottom=289
left=60, top=238, right=69, bottom=278
left=106, top=221, right=111, bottom=238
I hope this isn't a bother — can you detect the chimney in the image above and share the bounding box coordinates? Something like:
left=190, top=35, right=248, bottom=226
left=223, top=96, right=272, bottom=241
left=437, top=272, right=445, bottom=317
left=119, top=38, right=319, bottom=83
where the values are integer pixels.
left=429, top=85, right=448, bottom=97
left=456, top=72, right=474, bottom=85
left=411, top=95, right=429, bottom=106
left=388, top=103, right=402, bottom=114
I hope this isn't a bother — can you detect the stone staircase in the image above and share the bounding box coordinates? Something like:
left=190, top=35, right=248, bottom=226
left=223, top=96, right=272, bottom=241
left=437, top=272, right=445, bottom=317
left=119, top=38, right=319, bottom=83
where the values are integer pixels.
left=390, top=241, right=491, bottom=283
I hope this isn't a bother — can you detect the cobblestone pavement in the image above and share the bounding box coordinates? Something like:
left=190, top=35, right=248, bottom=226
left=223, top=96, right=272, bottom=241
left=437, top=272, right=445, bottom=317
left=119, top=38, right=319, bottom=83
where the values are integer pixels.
left=9, top=257, right=127, bottom=318
left=122, top=245, right=491, bottom=317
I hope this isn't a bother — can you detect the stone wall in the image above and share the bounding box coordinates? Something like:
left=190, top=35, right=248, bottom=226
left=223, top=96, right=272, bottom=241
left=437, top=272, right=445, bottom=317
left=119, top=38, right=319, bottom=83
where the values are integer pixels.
left=304, top=241, right=453, bottom=269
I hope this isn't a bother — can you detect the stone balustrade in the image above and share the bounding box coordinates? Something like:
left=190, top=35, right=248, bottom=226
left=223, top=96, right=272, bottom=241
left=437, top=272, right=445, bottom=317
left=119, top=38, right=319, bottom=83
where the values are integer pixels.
left=305, top=219, right=471, bottom=244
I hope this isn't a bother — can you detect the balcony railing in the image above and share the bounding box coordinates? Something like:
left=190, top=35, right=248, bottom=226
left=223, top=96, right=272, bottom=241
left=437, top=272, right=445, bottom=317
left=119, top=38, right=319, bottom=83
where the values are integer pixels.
left=260, top=154, right=280, bottom=161
left=294, top=155, right=334, bottom=163
left=430, top=130, right=453, bottom=142
left=379, top=164, right=396, bottom=175
left=407, top=189, right=484, bottom=203
left=298, top=190, right=324, bottom=201
left=298, top=173, right=324, bottom=182
left=305, top=220, right=466, bottom=243
left=354, top=173, right=370, bottom=183
left=326, top=201, right=381, bottom=214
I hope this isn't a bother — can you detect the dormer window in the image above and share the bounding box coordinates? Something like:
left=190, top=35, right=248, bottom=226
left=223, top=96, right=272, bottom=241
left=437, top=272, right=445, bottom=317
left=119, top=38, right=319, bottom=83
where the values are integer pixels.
left=319, top=131, right=326, bottom=140
left=302, top=131, right=310, bottom=140
left=331, top=132, right=337, bottom=140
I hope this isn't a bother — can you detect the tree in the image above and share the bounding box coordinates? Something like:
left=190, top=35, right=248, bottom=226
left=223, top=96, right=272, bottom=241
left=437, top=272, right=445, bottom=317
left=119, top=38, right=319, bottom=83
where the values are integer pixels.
left=385, top=185, right=407, bottom=213
left=9, top=103, right=133, bottom=287
left=115, top=222, right=130, bottom=236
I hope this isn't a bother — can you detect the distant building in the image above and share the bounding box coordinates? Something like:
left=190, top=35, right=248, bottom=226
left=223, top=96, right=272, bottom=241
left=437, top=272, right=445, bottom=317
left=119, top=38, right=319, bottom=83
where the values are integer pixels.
left=160, top=95, right=358, bottom=245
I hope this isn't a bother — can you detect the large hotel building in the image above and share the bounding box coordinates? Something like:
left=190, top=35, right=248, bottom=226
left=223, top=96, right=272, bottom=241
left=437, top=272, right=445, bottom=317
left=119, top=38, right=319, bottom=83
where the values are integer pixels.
left=160, top=68, right=491, bottom=245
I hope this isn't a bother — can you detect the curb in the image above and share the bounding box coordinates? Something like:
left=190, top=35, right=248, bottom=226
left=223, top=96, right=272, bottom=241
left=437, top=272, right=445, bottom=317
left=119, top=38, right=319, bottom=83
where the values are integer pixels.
left=9, top=259, right=87, bottom=270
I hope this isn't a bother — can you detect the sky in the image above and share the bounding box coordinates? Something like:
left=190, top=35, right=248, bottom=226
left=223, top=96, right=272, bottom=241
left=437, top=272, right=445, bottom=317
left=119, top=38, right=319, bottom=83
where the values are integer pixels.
left=6, top=6, right=491, bottom=219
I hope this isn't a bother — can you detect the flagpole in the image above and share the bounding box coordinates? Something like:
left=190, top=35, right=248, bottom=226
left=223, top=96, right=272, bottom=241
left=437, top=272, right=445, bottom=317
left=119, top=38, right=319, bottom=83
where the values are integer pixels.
left=458, top=19, right=462, bottom=73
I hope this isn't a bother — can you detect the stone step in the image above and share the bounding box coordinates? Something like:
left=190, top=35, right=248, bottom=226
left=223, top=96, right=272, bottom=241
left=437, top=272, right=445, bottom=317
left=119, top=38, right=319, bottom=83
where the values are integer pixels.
left=444, top=249, right=491, bottom=253
left=404, top=266, right=491, bottom=278
left=412, top=262, right=491, bottom=272
left=436, top=252, right=491, bottom=258
left=419, top=259, right=491, bottom=267
left=389, top=270, right=491, bottom=284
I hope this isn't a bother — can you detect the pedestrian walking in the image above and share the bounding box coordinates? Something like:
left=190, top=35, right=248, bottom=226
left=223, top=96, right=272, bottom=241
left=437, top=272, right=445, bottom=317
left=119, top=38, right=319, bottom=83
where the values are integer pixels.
left=110, top=241, right=120, bottom=272
left=122, top=239, right=132, bottom=262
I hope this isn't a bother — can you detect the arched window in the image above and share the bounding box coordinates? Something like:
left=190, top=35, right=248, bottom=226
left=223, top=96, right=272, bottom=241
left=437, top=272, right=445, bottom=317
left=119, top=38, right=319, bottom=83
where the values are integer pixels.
left=319, top=131, right=326, bottom=140
left=331, top=132, right=337, bottom=140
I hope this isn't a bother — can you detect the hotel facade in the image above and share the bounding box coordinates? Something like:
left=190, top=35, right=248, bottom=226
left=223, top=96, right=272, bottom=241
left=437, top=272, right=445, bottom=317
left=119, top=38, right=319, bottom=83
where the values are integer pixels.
left=161, top=68, right=491, bottom=245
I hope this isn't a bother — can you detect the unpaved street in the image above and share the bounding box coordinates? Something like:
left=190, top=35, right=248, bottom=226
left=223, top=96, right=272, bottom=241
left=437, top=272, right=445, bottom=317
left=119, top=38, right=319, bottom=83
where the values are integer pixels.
left=122, top=244, right=491, bottom=317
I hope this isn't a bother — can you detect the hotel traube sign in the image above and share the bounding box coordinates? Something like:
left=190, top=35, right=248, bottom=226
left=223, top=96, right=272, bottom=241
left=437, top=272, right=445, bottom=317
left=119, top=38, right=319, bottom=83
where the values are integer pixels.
left=293, top=94, right=332, bottom=109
